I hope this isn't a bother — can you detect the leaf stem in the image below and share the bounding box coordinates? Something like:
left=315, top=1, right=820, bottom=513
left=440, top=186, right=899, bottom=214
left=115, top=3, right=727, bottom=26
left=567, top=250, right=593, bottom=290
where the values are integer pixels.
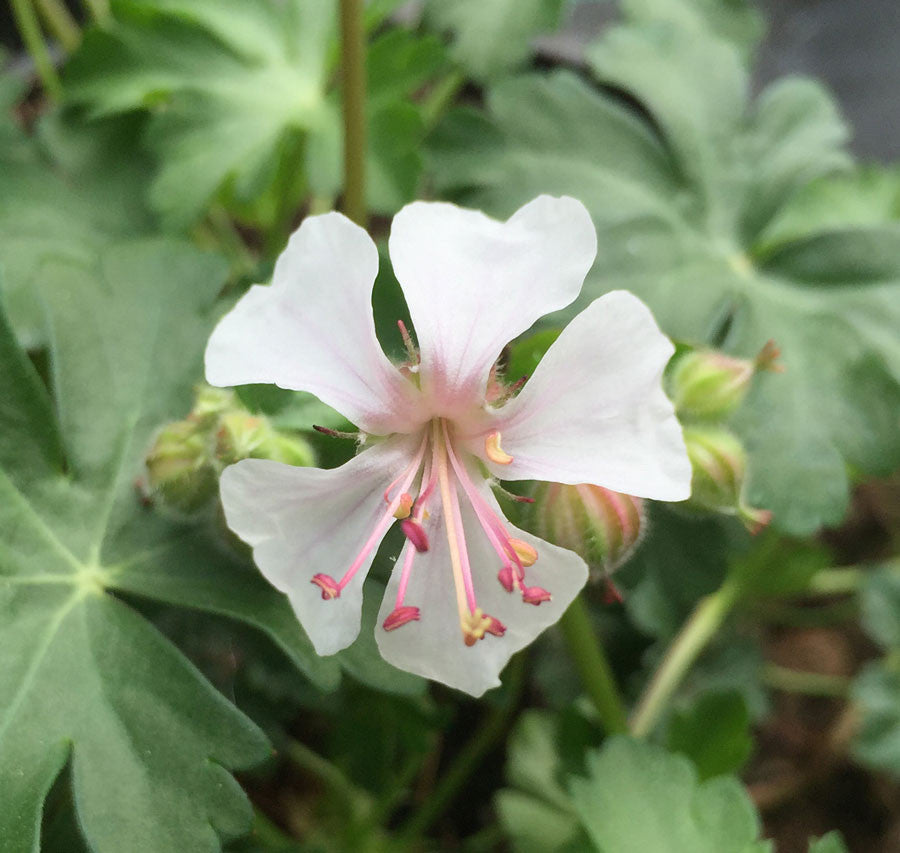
left=421, top=69, right=465, bottom=131
left=558, top=596, right=629, bottom=734
left=398, top=654, right=526, bottom=842
left=285, top=738, right=370, bottom=817
left=81, top=0, right=110, bottom=24
left=630, top=578, right=742, bottom=737
left=34, top=0, right=80, bottom=52
left=806, top=567, right=864, bottom=596
left=10, top=0, right=61, bottom=99
left=762, top=663, right=851, bottom=698
left=338, top=0, right=367, bottom=227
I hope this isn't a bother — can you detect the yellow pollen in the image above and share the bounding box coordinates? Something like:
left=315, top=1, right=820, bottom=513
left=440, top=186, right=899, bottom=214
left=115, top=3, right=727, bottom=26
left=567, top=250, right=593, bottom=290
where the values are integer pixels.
left=509, top=538, right=538, bottom=567
left=485, top=431, right=513, bottom=465
left=393, top=492, right=413, bottom=519
left=461, top=608, right=492, bottom=646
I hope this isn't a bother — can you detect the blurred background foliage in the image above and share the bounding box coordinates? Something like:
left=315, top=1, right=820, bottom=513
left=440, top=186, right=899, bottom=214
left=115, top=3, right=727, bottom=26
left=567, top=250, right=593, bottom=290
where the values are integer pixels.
left=1, top=1, right=899, bottom=851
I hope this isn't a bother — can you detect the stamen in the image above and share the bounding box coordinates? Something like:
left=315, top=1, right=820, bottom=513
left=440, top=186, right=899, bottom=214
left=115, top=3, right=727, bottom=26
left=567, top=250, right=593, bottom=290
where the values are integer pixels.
left=383, top=605, right=420, bottom=631
left=324, top=433, right=428, bottom=597
left=485, top=616, right=507, bottom=637
left=392, top=455, right=437, bottom=615
left=497, top=565, right=517, bottom=593
left=393, top=492, right=413, bottom=519
left=434, top=420, right=480, bottom=639
left=311, top=574, right=340, bottom=599
left=522, top=585, right=552, bottom=605
left=484, top=431, right=513, bottom=465
left=401, top=518, right=429, bottom=552
left=461, top=608, right=493, bottom=646
left=313, top=425, right=359, bottom=439
left=398, top=319, right=419, bottom=364
left=509, top=538, right=538, bottom=567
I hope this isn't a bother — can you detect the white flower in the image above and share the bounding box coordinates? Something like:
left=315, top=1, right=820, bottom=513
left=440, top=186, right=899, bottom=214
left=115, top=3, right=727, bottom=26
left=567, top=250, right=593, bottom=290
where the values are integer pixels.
left=205, top=195, right=690, bottom=696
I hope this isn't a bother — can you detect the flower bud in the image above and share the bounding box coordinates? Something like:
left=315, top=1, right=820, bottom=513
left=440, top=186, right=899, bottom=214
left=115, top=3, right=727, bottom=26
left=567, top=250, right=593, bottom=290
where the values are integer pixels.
left=190, top=384, right=236, bottom=426
left=669, top=340, right=781, bottom=421
left=145, top=420, right=217, bottom=513
left=216, top=411, right=314, bottom=467
left=532, top=483, right=644, bottom=574
left=683, top=425, right=771, bottom=533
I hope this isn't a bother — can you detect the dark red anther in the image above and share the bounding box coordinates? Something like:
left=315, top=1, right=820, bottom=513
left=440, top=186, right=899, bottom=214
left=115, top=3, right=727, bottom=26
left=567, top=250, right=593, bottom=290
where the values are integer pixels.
left=383, top=606, right=421, bottom=631
left=401, top=518, right=429, bottom=552
left=521, top=585, right=552, bottom=605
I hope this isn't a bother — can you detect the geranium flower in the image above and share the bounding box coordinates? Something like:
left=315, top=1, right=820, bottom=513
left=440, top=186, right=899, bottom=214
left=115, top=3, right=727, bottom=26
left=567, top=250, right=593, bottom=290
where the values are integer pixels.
left=205, top=196, right=690, bottom=696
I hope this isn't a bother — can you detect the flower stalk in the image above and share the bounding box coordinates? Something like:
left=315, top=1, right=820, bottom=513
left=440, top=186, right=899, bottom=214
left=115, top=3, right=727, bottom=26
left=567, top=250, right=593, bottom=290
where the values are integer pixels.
left=559, top=596, right=629, bottom=734
left=10, top=0, right=62, bottom=99
left=630, top=577, right=742, bottom=736
left=339, top=0, right=367, bottom=226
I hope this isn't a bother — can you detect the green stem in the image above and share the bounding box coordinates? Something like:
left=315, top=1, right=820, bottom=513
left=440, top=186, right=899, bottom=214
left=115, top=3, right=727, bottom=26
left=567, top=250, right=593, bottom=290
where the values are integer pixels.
left=630, top=578, right=742, bottom=737
left=206, top=205, right=257, bottom=279
left=399, top=654, right=526, bottom=842
left=421, top=69, right=465, bottom=131
left=806, top=567, right=864, bottom=596
left=762, top=663, right=850, bottom=698
left=10, top=0, right=61, bottom=99
left=34, top=0, right=80, bottom=52
left=285, top=738, right=370, bottom=817
left=81, top=0, right=110, bottom=24
left=338, top=0, right=367, bottom=227
left=558, top=596, right=629, bottom=734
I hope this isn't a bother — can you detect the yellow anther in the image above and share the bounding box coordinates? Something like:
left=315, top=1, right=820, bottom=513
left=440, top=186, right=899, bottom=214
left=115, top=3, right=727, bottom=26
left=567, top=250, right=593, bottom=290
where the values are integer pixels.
left=484, top=431, right=513, bottom=465
left=509, top=538, right=538, bottom=567
left=393, top=492, right=413, bottom=519
left=461, top=608, right=492, bottom=646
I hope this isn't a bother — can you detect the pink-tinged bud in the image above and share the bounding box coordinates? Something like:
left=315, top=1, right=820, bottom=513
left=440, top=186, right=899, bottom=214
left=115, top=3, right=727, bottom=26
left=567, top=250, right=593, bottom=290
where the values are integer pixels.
left=602, top=579, right=624, bottom=604
left=532, top=483, right=644, bottom=574
left=145, top=419, right=217, bottom=513
left=485, top=616, right=507, bottom=637
left=683, top=426, right=771, bottom=533
left=522, top=585, right=552, bottom=605
left=497, top=565, right=517, bottom=592
left=393, top=492, right=414, bottom=519
left=191, top=384, right=236, bottom=426
left=311, top=574, right=341, bottom=600
left=401, top=518, right=429, bottom=552
left=668, top=340, right=782, bottom=421
left=383, top=606, right=420, bottom=631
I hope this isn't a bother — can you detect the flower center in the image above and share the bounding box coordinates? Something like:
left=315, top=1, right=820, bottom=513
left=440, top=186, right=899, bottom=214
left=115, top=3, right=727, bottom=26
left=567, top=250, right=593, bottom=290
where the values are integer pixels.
left=310, top=418, right=553, bottom=646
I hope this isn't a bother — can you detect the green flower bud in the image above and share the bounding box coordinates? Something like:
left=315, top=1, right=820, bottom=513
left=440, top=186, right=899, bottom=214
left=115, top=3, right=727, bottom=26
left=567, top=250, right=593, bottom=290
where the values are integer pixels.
left=145, top=420, right=217, bottom=513
left=191, top=384, right=236, bottom=426
left=216, top=411, right=314, bottom=468
left=533, top=482, right=644, bottom=574
left=669, top=340, right=781, bottom=420
left=683, top=425, right=771, bottom=533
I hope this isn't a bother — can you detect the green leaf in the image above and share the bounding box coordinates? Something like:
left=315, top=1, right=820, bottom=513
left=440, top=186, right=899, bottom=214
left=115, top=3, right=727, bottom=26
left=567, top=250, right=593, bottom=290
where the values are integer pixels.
left=495, top=710, right=596, bottom=853
left=430, top=40, right=900, bottom=534
left=851, top=661, right=900, bottom=777
left=859, top=564, right=900, bottom=649
left=424, top=0, right=564, bottom=81
left=0, top=105, right=155, bottom=345
left=807, top=831, right=849, bottom=853
left=667, top=690, right=753, bottom=780
left=727, top=534, right=830, bottom=599
left=569, top=737, right=771, bottom=853
left=0, top=239, right=333, bottom=851
left=620, top=0, right=765, bottom=60
left=65, top=1, right=445, bottom=227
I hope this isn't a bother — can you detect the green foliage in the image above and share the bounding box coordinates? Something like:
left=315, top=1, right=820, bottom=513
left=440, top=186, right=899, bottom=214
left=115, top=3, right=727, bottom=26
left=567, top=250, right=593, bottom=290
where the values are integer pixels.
left=430, top=22, right=900, bottom=535
left=0, top=108, right=154, bottom=345
left=0, top=239, right=338, bottom=850
left=424, top=0, right=564, bottom=81
left=807, top=831, right=850, bottom=853
left=570, top=736, right=771, bottom=852
left=852, top=564, right=900, bottom=776
left=65, top=0, right=446, bottom=228
left=667, top=690, right=753, bottom=780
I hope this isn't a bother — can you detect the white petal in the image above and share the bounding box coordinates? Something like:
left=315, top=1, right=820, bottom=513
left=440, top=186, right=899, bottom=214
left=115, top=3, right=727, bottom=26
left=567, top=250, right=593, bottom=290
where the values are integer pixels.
left=220, top=435, right=420, bottom=655
left=205, top=212, right=419, bottom=435
left=389, top=195, right=597, bottom=408
left=376, top=485, right=588, bottom=697
left=487, top=291, right=691, bottom=501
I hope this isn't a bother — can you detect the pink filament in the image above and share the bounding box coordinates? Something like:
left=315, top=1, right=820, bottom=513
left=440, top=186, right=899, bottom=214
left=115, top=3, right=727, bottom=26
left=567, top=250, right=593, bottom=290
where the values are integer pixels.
left=337, top=434, right=427, bottom=591
left=394, top=451, right=437, bottom=609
